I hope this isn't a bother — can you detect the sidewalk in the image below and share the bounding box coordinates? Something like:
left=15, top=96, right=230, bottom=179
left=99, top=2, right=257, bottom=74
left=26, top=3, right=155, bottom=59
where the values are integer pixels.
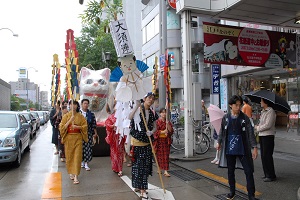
left=169, top=126, right=300, bottom=200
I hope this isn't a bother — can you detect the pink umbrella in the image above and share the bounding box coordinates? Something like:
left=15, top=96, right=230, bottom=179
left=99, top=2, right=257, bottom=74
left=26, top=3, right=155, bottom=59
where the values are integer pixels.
left=207, top=104, right=225, bottom=134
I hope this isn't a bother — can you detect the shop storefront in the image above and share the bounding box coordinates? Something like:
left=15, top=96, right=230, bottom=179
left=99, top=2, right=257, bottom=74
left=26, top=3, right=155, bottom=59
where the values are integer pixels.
left=224, top=71, right=300, bottom=130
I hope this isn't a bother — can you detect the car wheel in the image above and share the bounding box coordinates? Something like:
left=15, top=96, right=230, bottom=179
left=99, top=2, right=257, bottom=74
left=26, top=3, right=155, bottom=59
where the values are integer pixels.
left=25, top=143, right=30, bottom=152
left=13, top=146, right=22, bottom=167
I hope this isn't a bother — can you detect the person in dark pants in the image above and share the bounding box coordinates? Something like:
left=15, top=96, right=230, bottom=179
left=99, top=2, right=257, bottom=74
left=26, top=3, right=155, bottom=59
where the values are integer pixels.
left=255, top=98, right=277, bottom=182
left=217, top=95, right=258, bottom=200
left=50, top=100, right=61, bottom=154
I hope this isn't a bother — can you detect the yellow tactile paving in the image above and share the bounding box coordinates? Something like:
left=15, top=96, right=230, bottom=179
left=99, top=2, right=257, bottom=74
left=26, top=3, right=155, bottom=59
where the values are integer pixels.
left=196, top=169, right=262, bottom=196
left=41, top=172, right=62, bottom=200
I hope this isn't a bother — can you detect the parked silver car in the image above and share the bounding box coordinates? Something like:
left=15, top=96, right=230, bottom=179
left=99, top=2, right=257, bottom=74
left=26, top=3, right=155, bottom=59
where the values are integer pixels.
left=36, top=111, right=46, bottom=125
left=0, top=111, right=31, bottom=167
left=30, top=112, right=40, bottom=130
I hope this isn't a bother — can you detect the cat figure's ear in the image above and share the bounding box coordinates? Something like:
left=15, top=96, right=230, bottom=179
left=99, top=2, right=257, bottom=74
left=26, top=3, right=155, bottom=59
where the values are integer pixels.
left=100, top=68, right=111, bottom=81
left=80, top=67, right=91, bottom=81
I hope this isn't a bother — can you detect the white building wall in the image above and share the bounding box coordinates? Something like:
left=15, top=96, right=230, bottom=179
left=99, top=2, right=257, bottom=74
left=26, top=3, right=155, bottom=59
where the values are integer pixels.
left=0, top=79, right=11, bottom=110
left=123, top=0, right=143, bottom=60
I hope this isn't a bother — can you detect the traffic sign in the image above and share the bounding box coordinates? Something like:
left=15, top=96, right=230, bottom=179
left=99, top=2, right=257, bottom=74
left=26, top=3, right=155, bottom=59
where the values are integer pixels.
left=168, top=0, right=176, bottom=9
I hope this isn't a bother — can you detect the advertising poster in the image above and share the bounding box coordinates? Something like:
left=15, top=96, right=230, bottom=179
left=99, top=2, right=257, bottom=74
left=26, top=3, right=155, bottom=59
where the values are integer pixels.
left=203, top=22, right=298, bottom=69
left=19, top=68, right=27, bottom=78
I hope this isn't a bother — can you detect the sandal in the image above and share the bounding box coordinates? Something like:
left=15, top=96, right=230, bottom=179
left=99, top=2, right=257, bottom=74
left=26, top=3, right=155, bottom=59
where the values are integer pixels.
left=139, top=193, right=148, bottom=199
left=134, top=189, right=148, bottom=194
left=118, top=171, right=123, bottom=177
left=164, top=173, right=171, bottom=177
left=73, top=180, right=80, bottom=184
left=69, top=174, right=74, bottom=180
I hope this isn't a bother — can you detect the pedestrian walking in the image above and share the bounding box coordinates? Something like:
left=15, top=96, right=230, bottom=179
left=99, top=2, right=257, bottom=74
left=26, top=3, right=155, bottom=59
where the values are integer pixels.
left=216, top=95, right=258, bottom=200
left=80, top=99, right=97, bottom=171
left=255, top=98, right=277, bottom=182
left=56, top=104, right=68, bottom=162
left=59, top=100, right=88, bottom=184
left=153, top=108, right=173, bottom=177
left=105, top=104, right=126, bottom=177
left=211, top=129, right=220, bottom=165
left=129, top=92, right=159, bottom=199
left=201, top=99, right=208, bottom=121
left=50, top=100, right=61, bottom=155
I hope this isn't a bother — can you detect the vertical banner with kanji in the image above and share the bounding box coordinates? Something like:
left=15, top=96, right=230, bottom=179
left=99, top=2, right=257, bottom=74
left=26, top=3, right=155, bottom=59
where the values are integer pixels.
left=220, top=78, right=228, bottom=112
left=211, top=64, right=220, bottom=94
left=109, top=19, right=134, bottom=57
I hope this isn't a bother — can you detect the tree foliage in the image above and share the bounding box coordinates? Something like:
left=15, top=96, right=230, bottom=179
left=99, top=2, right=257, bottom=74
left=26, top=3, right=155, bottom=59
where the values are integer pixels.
left=75, top=0, right=124, bottom=71
left=11, top=95, right=26, bottom=111
left=75, top=24, right=117, bottom=70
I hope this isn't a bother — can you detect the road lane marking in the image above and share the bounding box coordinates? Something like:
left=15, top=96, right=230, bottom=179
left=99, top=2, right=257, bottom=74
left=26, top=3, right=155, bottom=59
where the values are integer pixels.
left=121, top=175, right=175, bottom=200
left=51, top=153, right=59, bottom=172
left=41, top=172, right=62, bottom=200
left=196, top=169, right=262, bottom=196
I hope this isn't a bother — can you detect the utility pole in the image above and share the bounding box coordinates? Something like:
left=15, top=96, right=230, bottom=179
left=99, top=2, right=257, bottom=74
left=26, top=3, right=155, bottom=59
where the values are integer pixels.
left=159, top=0, right=167, bottom=109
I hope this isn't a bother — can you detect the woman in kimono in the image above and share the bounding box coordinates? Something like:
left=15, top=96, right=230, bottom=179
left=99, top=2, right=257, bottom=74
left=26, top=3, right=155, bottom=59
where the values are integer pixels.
left=153, top=108, right=173, bottom=177
left=105, top=101, right=126, bottom=177
left=129, top=92, right=159, bottom=199
left=59, top=100, right=88, bottom=184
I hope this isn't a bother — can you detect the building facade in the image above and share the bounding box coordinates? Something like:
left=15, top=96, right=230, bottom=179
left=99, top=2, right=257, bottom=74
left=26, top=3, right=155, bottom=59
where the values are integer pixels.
left=10, top=78, right=39, bottom=104
left=0, top=79, right=11, bottom=110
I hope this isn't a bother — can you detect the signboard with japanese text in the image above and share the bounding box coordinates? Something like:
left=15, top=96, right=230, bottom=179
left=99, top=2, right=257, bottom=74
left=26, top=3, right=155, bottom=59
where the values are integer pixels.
left=167, top=10, right=180, bottom=29
left=110, top=19, right=134, bottom=57
left=203, top=22, right=299, bottom=69
left=211, top=64, right=220, bottom=94
left=220, top=78, right=228, bottom=112
left=160, top=54, right=165, bottom=70
left=169, top=52, right=175, bottom=65
left=19, top=68, right=27, bottom=78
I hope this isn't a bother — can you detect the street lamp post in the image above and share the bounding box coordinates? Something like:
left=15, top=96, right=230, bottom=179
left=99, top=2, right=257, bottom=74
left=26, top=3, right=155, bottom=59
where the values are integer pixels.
left=26, top=67, right=38, bottom=110
left=104, top=52, right=111, bottom=68
left=0, top=28, right=18, bottom=37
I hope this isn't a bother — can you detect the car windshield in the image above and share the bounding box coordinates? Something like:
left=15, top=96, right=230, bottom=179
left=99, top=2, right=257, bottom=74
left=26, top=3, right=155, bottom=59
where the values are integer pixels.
left=37, top=112, right=44, bottom=117
left=22, top=113, right=30, bottom=121
left=31, top=113, right=38, bottom=118
left=0, top=114, right=18, bottom=128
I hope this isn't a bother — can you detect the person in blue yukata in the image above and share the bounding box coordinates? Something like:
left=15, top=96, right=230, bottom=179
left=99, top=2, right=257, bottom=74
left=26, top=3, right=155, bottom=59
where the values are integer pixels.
left=216, top=95, right=258, bottom=200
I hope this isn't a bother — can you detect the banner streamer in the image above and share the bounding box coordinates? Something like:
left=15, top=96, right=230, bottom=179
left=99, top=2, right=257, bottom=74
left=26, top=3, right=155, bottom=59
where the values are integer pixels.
left=65, top=29, right=80, bottom=101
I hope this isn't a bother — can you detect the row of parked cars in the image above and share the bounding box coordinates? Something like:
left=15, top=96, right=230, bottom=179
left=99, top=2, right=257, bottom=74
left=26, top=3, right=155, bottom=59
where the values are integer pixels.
left=0, top=110, right=50, bottom=167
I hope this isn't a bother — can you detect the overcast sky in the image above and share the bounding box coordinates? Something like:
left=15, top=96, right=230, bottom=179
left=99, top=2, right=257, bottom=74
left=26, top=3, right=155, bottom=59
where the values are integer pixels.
left=0, top=0, right=87, bottom=92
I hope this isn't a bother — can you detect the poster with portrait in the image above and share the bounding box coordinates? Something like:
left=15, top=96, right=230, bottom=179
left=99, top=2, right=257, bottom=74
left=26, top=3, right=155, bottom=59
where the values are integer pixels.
left=203, top=22, right=298, bottom=69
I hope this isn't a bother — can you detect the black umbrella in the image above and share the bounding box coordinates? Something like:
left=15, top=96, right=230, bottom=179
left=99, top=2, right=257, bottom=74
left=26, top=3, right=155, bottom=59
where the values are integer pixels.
left=244, top=90, right=291, bottom=114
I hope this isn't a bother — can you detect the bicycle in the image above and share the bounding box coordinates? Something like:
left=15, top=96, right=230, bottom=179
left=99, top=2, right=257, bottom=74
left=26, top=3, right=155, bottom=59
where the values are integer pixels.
left=194, top=122, right=211, bottom=154
left=171, top=123, right=185, bottom=150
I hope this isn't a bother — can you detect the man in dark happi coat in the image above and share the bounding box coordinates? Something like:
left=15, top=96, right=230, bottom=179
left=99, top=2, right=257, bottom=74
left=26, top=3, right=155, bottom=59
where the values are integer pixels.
left=129, top=92, right=158, bottom=199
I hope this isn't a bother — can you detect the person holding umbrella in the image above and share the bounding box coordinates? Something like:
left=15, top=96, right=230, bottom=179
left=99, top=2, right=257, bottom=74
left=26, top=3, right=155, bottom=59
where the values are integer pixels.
left=254, top=98, right=277, bottom=182
left=216, top=95, right=258, bottom=200
left=207, top=104, right=225, bottom=165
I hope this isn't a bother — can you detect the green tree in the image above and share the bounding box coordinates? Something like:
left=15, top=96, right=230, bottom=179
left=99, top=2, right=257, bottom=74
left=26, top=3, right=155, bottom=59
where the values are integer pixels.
left=75, top=24, right=117, bottom=70
left=75, top=0, right=124, bottom=70
left=10, top=95, right=27, bottom=111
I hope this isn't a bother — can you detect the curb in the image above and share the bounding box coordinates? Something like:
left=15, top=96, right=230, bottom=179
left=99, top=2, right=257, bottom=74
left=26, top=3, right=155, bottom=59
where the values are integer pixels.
left=170, top=155, right=211, bottom=162
left=298, top=187, right=300, bottom=200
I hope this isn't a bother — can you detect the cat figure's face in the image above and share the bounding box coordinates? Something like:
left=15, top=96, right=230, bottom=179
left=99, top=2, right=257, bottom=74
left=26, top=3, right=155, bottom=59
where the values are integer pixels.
left=80, top=67, right=111, bottom=94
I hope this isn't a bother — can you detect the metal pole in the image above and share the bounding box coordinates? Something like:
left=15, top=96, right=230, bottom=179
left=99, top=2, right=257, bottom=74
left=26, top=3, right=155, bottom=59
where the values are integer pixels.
left=182, top=10, right=194, bottom=157
left=159, top=0, right=167, bottom=109
left=26, top=69, right=29, bottom=110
